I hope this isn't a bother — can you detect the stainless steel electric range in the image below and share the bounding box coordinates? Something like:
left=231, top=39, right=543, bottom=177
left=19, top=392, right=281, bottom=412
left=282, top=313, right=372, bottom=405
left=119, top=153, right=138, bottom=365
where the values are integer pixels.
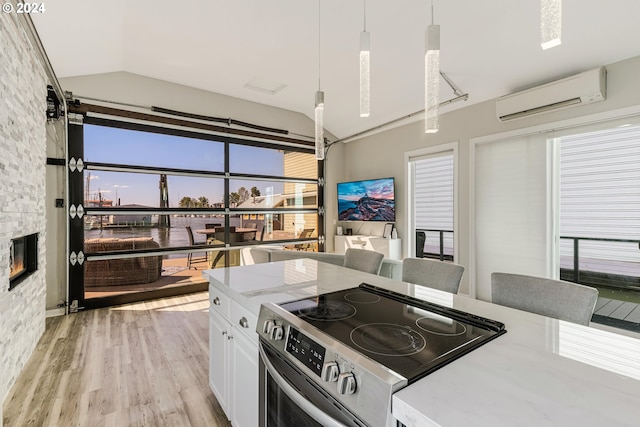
left=256, top=283, right=506, bottom=427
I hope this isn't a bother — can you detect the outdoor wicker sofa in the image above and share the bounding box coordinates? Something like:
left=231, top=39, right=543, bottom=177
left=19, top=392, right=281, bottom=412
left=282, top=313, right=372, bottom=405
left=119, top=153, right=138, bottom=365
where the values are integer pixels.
left=84, top=237, right=162, bottom=287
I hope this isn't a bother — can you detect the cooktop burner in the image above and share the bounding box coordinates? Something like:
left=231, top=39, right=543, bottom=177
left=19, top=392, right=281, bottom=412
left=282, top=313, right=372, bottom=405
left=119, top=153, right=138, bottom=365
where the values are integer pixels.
left=350, top=323, right=426, bottom=356
left=416, top=315, right=467, bottom=336
left=278, top=283, right=506, bottom=382
left=344, top=290, right=381, bottom=304
left=297, top=300, right=356, bottom=321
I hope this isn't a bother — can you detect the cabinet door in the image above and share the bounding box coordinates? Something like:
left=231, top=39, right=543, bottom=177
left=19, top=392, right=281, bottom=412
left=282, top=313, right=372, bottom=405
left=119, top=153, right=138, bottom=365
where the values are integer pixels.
left=230, top=331, right=259, bottom=427
left=210, top=310, right=231, bottom=415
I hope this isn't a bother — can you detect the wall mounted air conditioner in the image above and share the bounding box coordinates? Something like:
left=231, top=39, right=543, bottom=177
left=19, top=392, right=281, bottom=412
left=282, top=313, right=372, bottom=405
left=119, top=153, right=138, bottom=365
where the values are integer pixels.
left=496, top=67, right=606, bottom=122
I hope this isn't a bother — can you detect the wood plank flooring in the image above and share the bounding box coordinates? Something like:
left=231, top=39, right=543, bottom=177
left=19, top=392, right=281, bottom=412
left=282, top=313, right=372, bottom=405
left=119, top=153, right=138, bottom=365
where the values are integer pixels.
left=2, top=292, right=232, bottom=427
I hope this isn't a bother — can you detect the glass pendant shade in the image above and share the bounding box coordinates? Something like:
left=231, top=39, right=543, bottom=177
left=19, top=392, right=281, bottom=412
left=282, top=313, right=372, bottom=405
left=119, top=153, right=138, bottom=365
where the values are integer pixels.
left=425, top=24, right=440, bottom=133
left=541, top=0, right=562, bottom=50
left=360, top=31, right=371, bottom=118
left=315, top=90, right=325, bottom=160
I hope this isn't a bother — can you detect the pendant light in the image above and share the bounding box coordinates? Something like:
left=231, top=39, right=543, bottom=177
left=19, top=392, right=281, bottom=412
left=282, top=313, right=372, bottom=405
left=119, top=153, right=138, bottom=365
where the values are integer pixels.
left=541, top=0, right=562, bottom=50
left=360, top=0, right=370, bottom=118
left=425, top=1, right=440, bottom=133
left=315, top=0, right=325, bottom=160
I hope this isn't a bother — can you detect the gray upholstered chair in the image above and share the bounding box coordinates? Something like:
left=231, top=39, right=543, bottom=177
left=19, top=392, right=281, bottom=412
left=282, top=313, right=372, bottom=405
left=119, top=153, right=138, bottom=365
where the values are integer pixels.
left=343, top=248, right=384, bottom=275
left=490, top=272, right=599, bottom=326
left=402, top=258, right=465, bottom=294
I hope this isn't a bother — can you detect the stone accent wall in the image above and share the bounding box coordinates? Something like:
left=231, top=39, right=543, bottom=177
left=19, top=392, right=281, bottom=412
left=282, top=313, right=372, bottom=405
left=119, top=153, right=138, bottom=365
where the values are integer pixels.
left=0, top=10, right=48, bottom=409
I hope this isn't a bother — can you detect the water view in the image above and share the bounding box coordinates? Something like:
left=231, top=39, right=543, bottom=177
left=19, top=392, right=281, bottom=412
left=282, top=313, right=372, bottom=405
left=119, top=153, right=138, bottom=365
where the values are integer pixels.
left=85, top=216, right=244, bottom=256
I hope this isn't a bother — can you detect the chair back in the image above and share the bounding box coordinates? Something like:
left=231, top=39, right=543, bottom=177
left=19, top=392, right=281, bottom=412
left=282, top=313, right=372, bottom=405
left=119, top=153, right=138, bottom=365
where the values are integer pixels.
left=343, top=248, right=384, bottom=275
left=295, top=228, right=315, bottom=250
left=490, top=272, right=599, bottom=325
left=186, top=226, right=196, bottom=245
left=402, top=258, right=464, bottom=294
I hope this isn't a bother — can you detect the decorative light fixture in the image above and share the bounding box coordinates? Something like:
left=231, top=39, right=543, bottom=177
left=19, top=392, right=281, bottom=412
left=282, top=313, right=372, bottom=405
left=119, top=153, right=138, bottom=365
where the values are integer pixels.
left=315, top=0, right=325, bottom=160
left=360, top=0, right=370, bottom=118
left=541, top=0, right=562, bottom=50
left=315, top=90, right=324, bottom=160
left=425, top=1, right=440, bottom=133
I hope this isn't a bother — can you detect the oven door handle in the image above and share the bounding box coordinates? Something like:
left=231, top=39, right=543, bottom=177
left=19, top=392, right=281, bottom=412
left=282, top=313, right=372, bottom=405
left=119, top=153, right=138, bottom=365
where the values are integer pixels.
left=259, top=343, right=347, bottom=427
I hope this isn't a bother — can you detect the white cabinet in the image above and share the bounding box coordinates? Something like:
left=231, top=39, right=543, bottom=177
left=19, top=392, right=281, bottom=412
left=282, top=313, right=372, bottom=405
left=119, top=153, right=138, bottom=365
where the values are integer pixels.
left=209, top=290, right=259, bottom=427
left=209, top=309, right=231, bottom=413
left=335, top=235, right=402, bottom=260
left=230, top=329, right=259, bottom=427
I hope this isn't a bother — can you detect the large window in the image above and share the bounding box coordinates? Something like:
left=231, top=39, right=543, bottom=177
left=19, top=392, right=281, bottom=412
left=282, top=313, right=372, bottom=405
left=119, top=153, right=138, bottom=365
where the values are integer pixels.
left=406, top=143, right=457, bottom=261
left=69, top=118, right=319, bottom=308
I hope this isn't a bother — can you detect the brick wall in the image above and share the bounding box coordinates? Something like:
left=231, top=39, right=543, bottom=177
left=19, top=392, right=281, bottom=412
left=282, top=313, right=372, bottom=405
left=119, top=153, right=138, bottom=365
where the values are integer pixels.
left=0, top=9, right=48, bottom=411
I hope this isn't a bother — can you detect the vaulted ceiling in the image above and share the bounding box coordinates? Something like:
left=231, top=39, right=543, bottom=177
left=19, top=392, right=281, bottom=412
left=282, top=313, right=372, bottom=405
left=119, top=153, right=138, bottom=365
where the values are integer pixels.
left=32, top=0, right=640, bottom=140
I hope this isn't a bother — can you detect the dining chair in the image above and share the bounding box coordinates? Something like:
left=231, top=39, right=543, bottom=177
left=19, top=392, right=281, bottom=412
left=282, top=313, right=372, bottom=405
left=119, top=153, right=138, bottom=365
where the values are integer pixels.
left=343, top=248, right=384, bottom=275
left=490, top=272, right=599, bottom=326
left=402, top=258, right=465, bottom=294
left=295, top=228, right=315, bottom=251
left=185, top=226, right=208, bottom=269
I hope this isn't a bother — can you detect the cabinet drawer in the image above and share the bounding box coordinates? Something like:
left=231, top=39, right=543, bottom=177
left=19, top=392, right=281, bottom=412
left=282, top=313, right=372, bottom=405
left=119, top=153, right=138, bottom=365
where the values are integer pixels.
left=231, top=300, right=259, bottom=344
left=210, top=288, right=231, bottom=319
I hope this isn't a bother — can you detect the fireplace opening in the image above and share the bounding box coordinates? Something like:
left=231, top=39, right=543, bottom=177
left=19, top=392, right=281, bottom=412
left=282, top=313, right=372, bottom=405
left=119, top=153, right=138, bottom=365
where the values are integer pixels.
left=9, top=233, right=38, bottom=290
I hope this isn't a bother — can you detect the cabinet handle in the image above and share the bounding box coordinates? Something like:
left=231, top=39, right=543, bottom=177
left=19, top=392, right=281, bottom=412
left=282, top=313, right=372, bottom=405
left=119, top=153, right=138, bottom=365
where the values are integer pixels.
left=213, top=297, right=221, bottom=305
left=239, top=317, right=249, bottom=328
left=227, top=335, right=234, bottom=340
left=222, top=330, right=227, bottom=336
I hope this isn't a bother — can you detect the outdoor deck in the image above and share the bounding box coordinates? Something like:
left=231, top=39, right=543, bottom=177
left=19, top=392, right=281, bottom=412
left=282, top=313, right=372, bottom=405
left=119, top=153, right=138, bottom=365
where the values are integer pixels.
left=593, top=297, right=640, bottom=332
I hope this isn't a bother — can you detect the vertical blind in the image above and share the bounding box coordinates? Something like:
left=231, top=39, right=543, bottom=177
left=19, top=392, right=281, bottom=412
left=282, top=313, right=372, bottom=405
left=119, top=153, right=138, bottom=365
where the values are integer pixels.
left=474, top=134, right=552, bottom=301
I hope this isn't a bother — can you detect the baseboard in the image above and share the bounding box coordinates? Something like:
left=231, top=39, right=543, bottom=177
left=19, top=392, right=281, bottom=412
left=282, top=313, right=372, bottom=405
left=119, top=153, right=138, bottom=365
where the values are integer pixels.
left=45, top=307, right=65, bottom=318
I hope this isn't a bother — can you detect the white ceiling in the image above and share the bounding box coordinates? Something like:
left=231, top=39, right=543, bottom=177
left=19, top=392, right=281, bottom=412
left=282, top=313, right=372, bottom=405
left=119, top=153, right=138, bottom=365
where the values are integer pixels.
left=32, top=0, right=640, bottom=140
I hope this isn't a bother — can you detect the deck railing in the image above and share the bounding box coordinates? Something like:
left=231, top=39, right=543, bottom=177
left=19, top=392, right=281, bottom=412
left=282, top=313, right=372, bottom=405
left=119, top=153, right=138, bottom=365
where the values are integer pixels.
left=559, top=235, right=640, bottom=290
left=416, top=228, right=454, bottom=261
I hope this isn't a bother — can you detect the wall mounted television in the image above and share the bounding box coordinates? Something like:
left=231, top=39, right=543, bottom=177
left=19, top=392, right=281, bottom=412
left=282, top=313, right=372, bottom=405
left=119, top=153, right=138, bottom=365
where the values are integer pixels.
left=337, top=177, right=395, bottom=221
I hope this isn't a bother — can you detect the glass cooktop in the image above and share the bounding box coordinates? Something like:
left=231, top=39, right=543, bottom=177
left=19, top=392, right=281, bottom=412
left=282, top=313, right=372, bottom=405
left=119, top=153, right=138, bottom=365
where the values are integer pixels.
left=278, top=283, right=506, bottom=383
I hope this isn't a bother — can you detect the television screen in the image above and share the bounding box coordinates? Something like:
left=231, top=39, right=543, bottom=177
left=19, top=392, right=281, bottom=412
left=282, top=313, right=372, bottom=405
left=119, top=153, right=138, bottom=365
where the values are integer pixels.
left=337, top=177, right=395, bottom=221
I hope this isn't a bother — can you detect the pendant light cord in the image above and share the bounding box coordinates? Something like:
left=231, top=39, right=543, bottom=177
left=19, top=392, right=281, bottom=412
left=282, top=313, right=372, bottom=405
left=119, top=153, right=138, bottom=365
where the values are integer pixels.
left=431, top=0, right=435, bottom=25
left=363, top=0, right=367, bottom=31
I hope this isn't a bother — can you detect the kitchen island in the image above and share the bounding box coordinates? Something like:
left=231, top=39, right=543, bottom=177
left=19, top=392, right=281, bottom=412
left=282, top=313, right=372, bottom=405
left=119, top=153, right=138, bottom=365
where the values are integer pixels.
left=204, top=259, right=640, bottom=427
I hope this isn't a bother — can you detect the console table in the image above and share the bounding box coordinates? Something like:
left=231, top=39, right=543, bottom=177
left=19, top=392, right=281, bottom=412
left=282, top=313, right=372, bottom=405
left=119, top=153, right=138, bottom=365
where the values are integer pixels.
left=334, top=235, right=401, bottom=260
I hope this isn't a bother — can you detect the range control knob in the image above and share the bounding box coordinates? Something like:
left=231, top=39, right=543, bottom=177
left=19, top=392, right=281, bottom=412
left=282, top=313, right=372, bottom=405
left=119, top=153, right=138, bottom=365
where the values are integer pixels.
left=321, top=361, right=340, bottom=382
left=270, top=325, right=284, bottom=341
left=337, top=372, right=357, bottom=395
left=263, top=320, right=275, bottom=335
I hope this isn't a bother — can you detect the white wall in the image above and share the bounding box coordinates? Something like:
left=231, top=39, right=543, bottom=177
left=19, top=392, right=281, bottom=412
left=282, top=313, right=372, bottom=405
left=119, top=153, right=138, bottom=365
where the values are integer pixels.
left=330, top=55, right=640, bottom=296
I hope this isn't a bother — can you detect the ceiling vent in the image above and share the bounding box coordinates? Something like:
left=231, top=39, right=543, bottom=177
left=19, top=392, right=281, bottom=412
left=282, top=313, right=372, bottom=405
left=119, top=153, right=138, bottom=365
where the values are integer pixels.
left=496, top=67, right=606, bottom=122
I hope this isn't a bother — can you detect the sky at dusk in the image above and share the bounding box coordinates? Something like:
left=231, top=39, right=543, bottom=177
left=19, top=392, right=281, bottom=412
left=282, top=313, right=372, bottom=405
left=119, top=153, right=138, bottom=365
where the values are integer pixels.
left=84, top=124, right=286, bottom=207
left=337, top=178, right=395, bottom=202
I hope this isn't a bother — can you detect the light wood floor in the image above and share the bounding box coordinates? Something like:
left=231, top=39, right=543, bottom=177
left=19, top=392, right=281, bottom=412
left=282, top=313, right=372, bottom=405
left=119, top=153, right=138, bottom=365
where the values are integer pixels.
left=2, top=292, right=232, bottom=427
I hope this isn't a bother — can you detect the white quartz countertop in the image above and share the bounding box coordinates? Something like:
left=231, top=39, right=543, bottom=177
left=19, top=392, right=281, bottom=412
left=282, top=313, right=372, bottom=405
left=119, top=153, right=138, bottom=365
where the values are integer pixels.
left=203, top=258, right=406, bottom=316
left=204, top=259, right=640, bottom=426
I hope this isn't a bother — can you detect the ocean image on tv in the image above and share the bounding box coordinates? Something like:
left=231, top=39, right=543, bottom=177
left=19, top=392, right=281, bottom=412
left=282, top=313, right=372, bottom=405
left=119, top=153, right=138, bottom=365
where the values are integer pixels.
left=337, top=178, right=395, bottom=221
